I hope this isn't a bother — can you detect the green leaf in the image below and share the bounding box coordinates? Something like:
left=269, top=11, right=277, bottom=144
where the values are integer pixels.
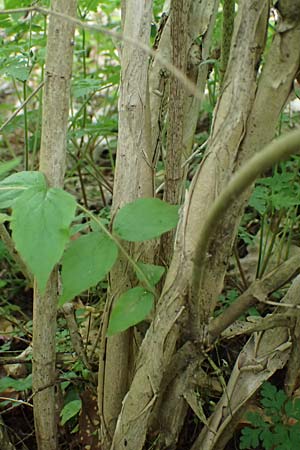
left=107, top=287, right=154, bottom=336
left=5, top=0, right=33, bottom=8
left=59, top=231, right=118, bottom=305
left=79, top=0, right=100, bottom=12
left=113, top=198, right=179, bottom=242
left=0, top=171, right=46, bottom=209
left=0, top=158, right=21, bottom=179
left=11, top=186, right=76, bottom=293
left=261, top=427, right=276, bottom=450
left=246, top=411, right=268, bottom=428
left=136, top=262, right=165, bottom=286
left=261, top=381, right=277, bottom=398
left=1, top=58, right=30, bottom=82
left=60, top=399, right=82, bottom=426
left=72, top=77, right=101, bottom=98
left=249, top=185, right=269, bottom=214
left=285, top=398, right=300, bottom=420
left=239, top=426, right=261, bottom=449
left=272, top=423, right=289, bottom=447
left=289, top=423, right=300, bottom=449
left=0, top=374, right=32, bottom=392
left=261, top=382, right=287, bottom=413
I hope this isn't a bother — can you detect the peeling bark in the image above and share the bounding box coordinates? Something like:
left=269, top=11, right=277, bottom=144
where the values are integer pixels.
left=194, top=275, right=300, bottom=450
left=158, top=0, right=218, bottom=264
left=105, top=1, right=300, bottom=449
left=189, top=0, right=270, bottom=335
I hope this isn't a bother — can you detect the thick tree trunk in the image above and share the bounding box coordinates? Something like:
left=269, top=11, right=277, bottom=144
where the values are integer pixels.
left=32, top=2, right=76, bottom=449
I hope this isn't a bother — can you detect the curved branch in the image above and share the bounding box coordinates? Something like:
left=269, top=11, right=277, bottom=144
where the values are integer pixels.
left=192, top=128, right=300, bottom=303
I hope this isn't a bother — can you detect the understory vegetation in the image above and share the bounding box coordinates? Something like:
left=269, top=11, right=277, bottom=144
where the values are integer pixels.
left=0, top=1, right=300, bottom=449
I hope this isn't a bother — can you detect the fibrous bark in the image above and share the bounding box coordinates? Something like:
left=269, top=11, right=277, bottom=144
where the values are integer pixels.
left=189, top=0, right=270, bottom=335
left=194, top=273, right=300, bottom=450
left=158, top=0, right=218, bottom=264
left=109, top=1, right=300, bottom=449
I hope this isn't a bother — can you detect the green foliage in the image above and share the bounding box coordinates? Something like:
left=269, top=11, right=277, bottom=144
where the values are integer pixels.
left=248, top=185, right=270, bottom=215
left=106, top=261, right=165, bottom=335
left=136, top=262, right=165, bottom=287
left=58, top=231, right=118, bottom=305
left=0, top=374, right=32, bottom=392
left=249, top=160, right=300, bottom=215
left=96, top=0, right=120, bottom=15
left=107, top=287, right=154, bottom=336
left=0, top=170, right=178, bottom=332
left=295, top=82, right=300, bottom=100
left=5, top=0, right=35, bottom=7
left=218, top=288, right=239, bottom=309
left=217, top=288, right=260, bottom=317
left=240, top=382, right=300, bottom=450
left=113, top=198, right=179, bottom=242
left=0, top=158, right=21, bottom=179
left=79, top=0, right=100, bottom=13
left=0, top=171, right=45, bottom=209
left=72, top=77, right=104, bottom=99
left=60, top=398, right=82, bottom=426
left=10, top=179, right=76, bottom=293
left=153, top=0, right=166, bottom=19
left=1, top=58, right=31, bottom=82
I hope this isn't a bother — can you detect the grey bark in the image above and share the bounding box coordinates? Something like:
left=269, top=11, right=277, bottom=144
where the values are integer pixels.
left=98, top=1, right=154, bottom=448
left=109, top=1, right=298, bottom=448
left=32, top=1, right=76, bottom=449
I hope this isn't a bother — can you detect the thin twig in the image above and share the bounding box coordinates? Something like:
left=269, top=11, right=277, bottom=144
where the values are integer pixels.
left=0, top=397, right=33, bottom=408
left=0, top=7, right=200, bottom=100
left=0, top=81, right=44, bottom=132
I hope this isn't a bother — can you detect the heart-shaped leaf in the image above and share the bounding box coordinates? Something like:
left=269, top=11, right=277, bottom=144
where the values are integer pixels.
left=11, top=185, right=76, bottom=293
